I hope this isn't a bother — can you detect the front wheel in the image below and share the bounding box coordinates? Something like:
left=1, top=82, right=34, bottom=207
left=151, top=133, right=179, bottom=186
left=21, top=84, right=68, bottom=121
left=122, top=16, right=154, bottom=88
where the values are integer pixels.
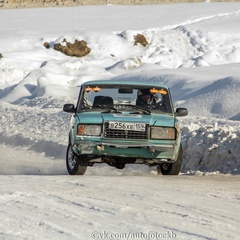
left=66, top=143, right=88, bottom=175
left=157, top=144, right=183, bottom=175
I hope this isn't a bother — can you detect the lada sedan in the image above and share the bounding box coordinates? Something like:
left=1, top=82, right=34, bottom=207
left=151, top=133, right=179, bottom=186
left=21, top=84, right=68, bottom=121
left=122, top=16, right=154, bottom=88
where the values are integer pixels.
left=63, top=80, right=188, bottom=175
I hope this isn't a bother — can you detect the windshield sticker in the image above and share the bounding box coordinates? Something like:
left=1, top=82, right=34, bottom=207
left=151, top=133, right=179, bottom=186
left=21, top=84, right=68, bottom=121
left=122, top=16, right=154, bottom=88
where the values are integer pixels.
left=84, top=86, right=92, bottom=92
left=84, top=86, right=102, bottom=92
left=150, top=88, right=167, bottom=95
left=150, top=88, right=159, bottom=94
left=159, top=89, right=168, bottom=95
left=93, top=86, right=102, bottom=92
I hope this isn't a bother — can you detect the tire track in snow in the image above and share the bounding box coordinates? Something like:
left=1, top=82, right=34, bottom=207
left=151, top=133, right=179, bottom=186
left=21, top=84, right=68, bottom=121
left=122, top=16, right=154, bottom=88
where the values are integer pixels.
left=1, top=175, right=240, bottom=239
left=0, top=190, right=81, bottom=239
left=157, top=10, right=240, bottom=31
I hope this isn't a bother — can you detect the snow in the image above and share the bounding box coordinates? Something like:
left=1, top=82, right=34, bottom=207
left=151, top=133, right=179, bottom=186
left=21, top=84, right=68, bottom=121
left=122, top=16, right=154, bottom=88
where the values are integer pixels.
left=0, top=173, right=240, bottom=240
left=0, top=2, right=240, bottom=240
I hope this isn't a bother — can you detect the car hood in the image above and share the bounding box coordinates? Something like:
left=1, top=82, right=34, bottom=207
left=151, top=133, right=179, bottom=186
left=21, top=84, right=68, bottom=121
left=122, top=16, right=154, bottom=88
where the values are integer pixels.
left=77, top=112, right=175, bottom=127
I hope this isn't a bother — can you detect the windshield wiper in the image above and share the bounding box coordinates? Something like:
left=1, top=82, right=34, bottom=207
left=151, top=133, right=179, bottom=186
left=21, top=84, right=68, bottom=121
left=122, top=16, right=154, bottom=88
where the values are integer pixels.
left=128, top=105, right=151, bottom=115
left=93, top=104, right=122, bottom=113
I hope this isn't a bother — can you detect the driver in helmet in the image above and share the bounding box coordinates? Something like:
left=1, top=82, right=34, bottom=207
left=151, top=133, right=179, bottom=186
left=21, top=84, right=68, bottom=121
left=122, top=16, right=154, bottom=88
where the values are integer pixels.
left=136, top=89, right=156, bottom=108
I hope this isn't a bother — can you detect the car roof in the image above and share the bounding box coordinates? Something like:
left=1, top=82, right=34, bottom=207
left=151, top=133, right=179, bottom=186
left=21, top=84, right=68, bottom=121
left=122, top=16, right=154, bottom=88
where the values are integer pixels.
left=82, top=79, right=169, bottom=89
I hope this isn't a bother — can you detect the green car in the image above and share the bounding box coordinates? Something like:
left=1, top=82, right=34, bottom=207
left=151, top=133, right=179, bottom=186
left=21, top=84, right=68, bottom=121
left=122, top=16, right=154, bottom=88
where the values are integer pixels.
left=63, top=80, right=188, bottom=175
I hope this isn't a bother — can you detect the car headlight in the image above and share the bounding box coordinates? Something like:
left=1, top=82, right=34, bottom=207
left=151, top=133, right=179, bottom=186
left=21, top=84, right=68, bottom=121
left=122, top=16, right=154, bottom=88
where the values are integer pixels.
left=77, top=124, right=102, bottom=136
left=150, top=127, right=176, bottom=140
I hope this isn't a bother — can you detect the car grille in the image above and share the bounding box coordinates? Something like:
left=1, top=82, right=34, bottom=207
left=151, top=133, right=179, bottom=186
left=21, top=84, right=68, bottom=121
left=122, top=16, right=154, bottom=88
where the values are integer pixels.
left=104, top=122, right=149, bottom=139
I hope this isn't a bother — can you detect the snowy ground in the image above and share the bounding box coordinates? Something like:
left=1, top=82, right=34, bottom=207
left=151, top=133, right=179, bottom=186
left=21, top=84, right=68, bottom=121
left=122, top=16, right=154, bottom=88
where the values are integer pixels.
left=1, top=156, right=240, bottom=240
left=0, top=2, right=240, bottom=240
left=0, top=145, right=240, bottom=240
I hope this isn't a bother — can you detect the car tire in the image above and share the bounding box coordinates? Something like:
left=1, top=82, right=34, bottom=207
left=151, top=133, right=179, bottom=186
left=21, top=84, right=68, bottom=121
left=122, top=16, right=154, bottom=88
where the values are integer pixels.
left=157, top=144, right=183, bottom=175
left=66, top=143, right=88, bottom=175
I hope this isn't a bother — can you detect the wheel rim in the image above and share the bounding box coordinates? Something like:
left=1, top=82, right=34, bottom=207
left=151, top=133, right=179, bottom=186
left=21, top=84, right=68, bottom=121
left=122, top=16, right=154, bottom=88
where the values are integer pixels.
left=67, top=147, right=77, bottom=170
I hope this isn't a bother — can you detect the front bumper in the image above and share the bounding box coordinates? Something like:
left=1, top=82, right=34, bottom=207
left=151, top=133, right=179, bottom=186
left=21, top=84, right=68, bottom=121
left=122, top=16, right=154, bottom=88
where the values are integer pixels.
left=72, top=139, right=179, bottom=161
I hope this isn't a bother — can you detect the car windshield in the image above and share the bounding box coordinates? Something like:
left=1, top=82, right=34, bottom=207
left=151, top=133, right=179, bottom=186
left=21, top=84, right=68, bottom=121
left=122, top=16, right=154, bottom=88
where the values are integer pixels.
left=77, top=84, right=173, bottom=115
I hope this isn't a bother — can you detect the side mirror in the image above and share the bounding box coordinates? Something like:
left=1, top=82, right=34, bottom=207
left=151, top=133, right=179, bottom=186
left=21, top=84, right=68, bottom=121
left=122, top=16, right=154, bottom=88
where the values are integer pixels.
left=175, top=108, right=188, bottom=117
left=63, top=104, right=75, bottom=113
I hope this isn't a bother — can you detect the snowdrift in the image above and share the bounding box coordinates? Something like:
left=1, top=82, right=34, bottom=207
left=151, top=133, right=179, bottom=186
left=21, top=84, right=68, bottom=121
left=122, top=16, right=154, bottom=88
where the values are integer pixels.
left=0, top=3, right=240, bottom=174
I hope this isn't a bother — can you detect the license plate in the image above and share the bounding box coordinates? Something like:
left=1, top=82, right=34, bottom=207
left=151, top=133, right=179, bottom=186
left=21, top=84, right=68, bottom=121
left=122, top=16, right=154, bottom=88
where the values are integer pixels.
left=108, top=121, right=146, bottom=131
